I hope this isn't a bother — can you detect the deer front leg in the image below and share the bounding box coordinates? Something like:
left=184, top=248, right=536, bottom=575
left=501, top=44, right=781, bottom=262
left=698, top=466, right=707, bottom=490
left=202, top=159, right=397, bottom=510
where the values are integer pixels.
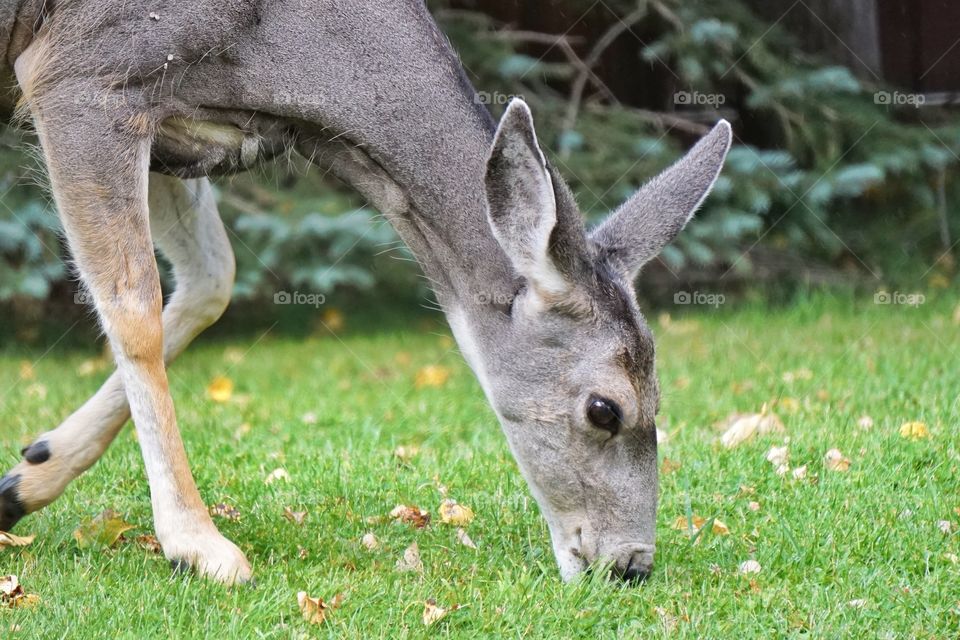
left=10, top=84, right=250, bottom=584
left=0, top=176, right=235, bottom=531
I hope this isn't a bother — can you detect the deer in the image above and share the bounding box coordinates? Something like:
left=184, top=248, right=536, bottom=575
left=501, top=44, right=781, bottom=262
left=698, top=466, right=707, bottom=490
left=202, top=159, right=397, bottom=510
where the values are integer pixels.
left=0, top=0, right=731, bottom=585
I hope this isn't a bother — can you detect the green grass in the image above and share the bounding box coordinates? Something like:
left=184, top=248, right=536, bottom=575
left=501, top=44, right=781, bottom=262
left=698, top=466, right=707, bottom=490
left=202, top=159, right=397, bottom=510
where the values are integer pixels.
left=1, top=294, right=959, bottom=638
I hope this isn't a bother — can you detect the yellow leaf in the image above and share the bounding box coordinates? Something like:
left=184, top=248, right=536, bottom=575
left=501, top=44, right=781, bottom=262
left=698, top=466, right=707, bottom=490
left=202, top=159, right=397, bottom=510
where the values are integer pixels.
left=899, top=421, right=929, bottom=440
left=422, top=599, right=461, bottom=626
left=671, top=515, right=706, bottom=533
left=415, top=365, right=451, bottom=389
left=265, top=468, right=291, bottom=484
left=0, top=531, right=35, bottom=549
left=711, top=519, right=731, bottom=536
left=321, top=308, right=346, bottom=332
left=661, top=458, right=682, bottom=475
left=72, top=510, right=134, bottom=549
left=439, top=499, right=474, bottom=526
left=297, top=591, right=343, bottom=625
left=206, top=376, right=234, bottom=403
left=824, top=448, right=851, bottom=472
left=18, top=361, right=35, bottom=380
left=393, top=445, right=419, bottom=462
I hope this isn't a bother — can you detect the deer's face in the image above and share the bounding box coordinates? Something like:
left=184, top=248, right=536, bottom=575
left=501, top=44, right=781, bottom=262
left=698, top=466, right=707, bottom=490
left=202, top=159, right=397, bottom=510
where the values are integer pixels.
left=468, top=100, right=731, bottom=582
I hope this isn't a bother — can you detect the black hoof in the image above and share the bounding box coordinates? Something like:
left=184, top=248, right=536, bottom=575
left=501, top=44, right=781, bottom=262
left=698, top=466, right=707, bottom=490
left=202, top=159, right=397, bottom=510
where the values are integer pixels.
left=0, top=474, right=26, bottom=531
left=21, top=441, right=51, bottom=464
left=169, top=558, right=192, bottom=574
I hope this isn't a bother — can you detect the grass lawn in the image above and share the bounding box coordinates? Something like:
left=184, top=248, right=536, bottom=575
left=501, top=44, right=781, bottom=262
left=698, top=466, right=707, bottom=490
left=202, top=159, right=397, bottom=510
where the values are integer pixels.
left=1, top=294, right=959, bottom=638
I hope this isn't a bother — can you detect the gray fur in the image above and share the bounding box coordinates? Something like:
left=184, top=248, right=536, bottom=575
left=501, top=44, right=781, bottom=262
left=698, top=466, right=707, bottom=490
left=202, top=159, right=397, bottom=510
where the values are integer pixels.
left=0, top=0, right=731, bottom=582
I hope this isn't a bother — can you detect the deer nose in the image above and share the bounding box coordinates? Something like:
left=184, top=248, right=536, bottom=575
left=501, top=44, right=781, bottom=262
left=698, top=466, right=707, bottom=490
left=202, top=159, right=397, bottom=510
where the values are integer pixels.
left=615, top=548, right=654, bottom=584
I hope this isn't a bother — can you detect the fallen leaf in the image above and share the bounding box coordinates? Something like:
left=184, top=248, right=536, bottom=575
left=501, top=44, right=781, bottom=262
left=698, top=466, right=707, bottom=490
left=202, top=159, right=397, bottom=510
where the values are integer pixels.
left=847, top=599, right=867, bottom=609
left=937, top=520, right=954, bottom=534
left=393, top=445, right=419, bottom=462
left=301, top=412, right=318, bottom=425
left=438, top=499, right=474, bottom=526
left=422, top=599, right=461, bottom=626
left=748, top=501, right=761, bottom=512
left=321, top=308, right=346, bottom=332
left=672, top=515, right=706, bottom=532
left=210, top=503, right=241, bottom=521
left=661, top=458, right=682, bottom=475
left=944, top=553, right=959, bottom=564
left=824, top=448, right=851, bottom=472
left=0, top=531, right=35, bottom=549
left=415, top=365, right=451, bottom=389
left=720, top=407, right=785, bottom=448
left=766, top=445, right=789, bottom=467
left=18, top=361, right=35, bottom=380
left=284, top=507, right=307, bottom=526
left=0, top=575, right=39, bottom=609
left=781, top=368, right=813, bottom=383
left=711, top=519, right=731, bottom=536
left=77, top=357, right=108, bottom=377
left=360, top=533, right=379, bottom=550
left=265, top=468, right=291, bottom=484
left=792, top=464, right=808, bottom=480
left=296, top=591, right=343, bottom=625
left=456, top=527, right=477, bottom=549
left=396, top=542, right=423, bottom=573
left=134, top=534, right=162, bottom=554
left=73, top=510, right=134, bottom=549
left=390, top=504, right=431, bottom=528
left=857, top=415, right=874, bottom=431
left=206, top=376, right=234, bottom=403
left=738, top=560, right=762, bottom=574
left=776, top=397, right=801, bottom=414
left=899, top=421, right=929, bottom=440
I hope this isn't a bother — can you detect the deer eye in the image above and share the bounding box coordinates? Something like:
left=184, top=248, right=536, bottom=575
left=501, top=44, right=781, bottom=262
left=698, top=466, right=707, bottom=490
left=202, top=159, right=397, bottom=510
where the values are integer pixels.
left=587, top=396, right=622, bottom=434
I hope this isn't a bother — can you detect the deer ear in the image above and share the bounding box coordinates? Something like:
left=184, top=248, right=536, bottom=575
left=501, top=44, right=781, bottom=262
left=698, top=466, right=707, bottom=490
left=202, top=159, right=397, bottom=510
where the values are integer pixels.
left=590, top=120, right=732, bottom=278
left=484, top=99, right=570, bottom=298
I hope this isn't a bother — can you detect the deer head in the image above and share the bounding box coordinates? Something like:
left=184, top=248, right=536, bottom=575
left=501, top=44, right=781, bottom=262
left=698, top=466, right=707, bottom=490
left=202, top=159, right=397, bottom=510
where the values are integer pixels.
left=462, top=99, right=731, bottom=581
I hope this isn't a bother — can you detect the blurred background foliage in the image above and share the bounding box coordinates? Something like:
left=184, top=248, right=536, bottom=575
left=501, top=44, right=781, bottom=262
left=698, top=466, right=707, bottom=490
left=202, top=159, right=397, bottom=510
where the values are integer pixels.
left=0, top=0, right=957, bottom=318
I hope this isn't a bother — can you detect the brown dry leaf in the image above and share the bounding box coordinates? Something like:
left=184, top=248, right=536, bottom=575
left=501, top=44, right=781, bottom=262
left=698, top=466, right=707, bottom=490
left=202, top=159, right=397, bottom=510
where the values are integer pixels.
left=134, top=534, right=162, bottom=554
left=296, top=591, right=344, bottom=625
left=321, top=308, right=346, bottom=332
left=456, top=527, right=477, bottom=550
left=415, top=365, right=451, bottom=389
left=210, top=503, right=241, bottom=521
left=206, top=375, right=234, bottom=403
left=396, top=542, right=423, bottom=573
left=711, top=519, right=731, bottom=536
left=0, top=531, right=35, bottom=549
left=390, top=504, right=431, bottom=528
left=393, top=445, right=419, bottom=462
left=899, top=421, right=929, bottom=440
left=283, top=507, right=307, bottom=526
left=438, top=499, right=474, bottom=526
left=422, top=599, right=461, bottom=626
left=0, top=575, right=40, bottom=609
left=360, top=533, right=379, bottom=550
left=265, top=468, right=291, bottom=484
left=719, top=406, right=785, bottom=448
left=824, top=448, right=851, bottom=472
left=73, top=510, right=134, bottom=549
left=661, top=457, right=682, bottom=475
